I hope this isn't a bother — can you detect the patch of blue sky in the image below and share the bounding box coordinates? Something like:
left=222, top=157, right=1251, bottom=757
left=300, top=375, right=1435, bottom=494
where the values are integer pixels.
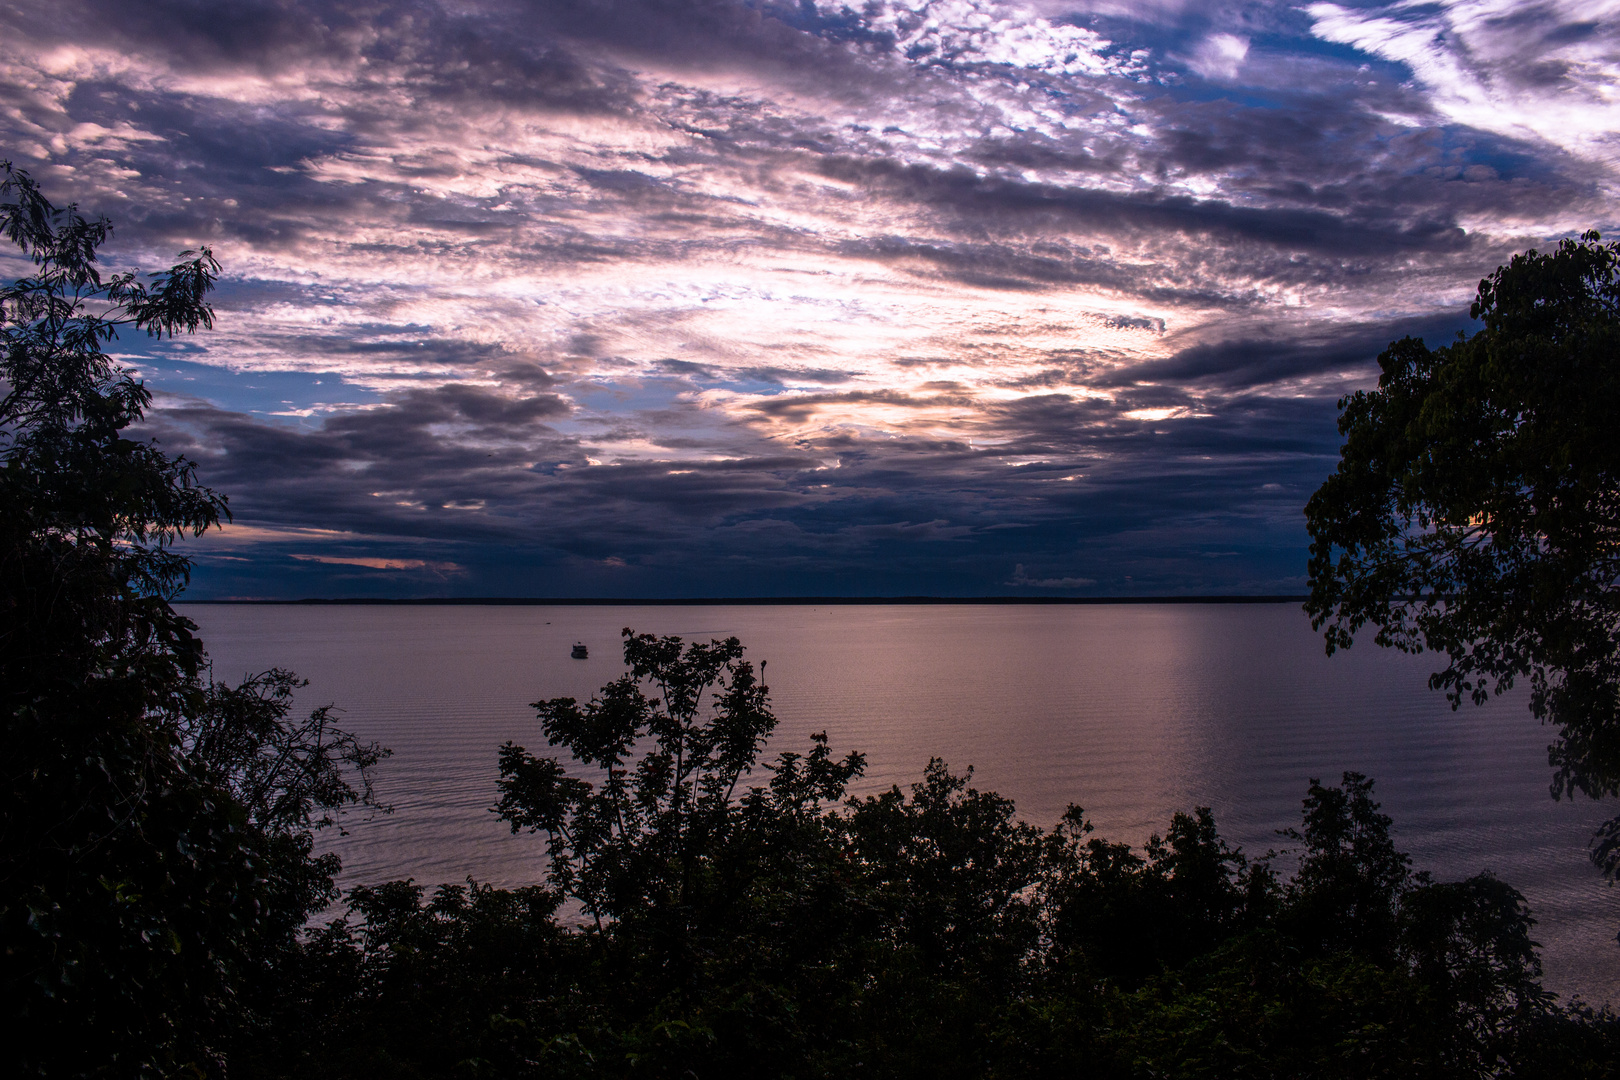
left=1270, top=29, right=1415, bottom=75
left=567, top=375, right=695, bottom=414
left=712, top=374, right=798, bottom=395
left=1136, top=79, right=1325, bottom=113
left=1427, top=129, right=1572, bottom=185
left=129, top=355, right=383, bottom=426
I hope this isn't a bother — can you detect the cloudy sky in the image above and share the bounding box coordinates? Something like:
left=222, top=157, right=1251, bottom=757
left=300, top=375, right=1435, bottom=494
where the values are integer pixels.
left=3, top=0, right=1616, bottom=597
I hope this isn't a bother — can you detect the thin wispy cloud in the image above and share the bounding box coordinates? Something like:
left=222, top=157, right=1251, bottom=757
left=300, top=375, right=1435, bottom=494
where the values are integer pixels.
left=3, top=0, right=1613, bottom=596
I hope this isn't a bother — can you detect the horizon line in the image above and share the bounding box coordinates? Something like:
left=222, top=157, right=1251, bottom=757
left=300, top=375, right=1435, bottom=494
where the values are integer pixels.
left=180, top=594, right=1310, bottom=606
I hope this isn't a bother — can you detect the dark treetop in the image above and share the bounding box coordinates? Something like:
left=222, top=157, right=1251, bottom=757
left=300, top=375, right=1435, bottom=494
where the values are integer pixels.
left=1305, top=231, right=1620, bottom=876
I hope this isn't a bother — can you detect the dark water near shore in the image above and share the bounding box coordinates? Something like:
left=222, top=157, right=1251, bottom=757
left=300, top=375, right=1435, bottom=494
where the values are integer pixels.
left=181, top=602, right=1620, bottom=1005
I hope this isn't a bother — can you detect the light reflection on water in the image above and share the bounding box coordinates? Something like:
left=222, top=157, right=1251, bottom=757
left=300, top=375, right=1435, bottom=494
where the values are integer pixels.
left=182, top=602, right=1620, bottom=1005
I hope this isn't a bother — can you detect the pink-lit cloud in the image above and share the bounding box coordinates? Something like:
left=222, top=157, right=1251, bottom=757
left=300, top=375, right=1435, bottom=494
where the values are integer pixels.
left=289, top=554, right=465, bottom=574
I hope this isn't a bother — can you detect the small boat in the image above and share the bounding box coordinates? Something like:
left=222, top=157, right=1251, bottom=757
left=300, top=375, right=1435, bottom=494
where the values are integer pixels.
left=571, top=642, right=588, bottom=659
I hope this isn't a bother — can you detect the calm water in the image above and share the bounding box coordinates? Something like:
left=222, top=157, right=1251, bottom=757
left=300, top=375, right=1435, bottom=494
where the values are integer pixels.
left=182, top=602, right=1620, bottom=1004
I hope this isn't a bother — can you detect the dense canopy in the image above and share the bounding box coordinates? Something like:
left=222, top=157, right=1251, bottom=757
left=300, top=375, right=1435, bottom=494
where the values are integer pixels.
left=1306, top=231, right=1620, bottom=872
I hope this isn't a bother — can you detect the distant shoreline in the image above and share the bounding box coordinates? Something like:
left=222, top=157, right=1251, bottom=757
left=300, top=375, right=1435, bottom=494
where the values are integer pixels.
left=181, top=595, right=1309, bottom=606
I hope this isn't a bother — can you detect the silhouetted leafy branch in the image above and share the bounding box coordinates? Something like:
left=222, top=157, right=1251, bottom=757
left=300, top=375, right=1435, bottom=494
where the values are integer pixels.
left=1, top=163, right=389, bottom=1078
left=1305, top=231, right=1620, bottom=881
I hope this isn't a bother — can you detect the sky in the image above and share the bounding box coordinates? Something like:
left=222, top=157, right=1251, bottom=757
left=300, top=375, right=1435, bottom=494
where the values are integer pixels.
left=2, top=0, right=1617, bottom=598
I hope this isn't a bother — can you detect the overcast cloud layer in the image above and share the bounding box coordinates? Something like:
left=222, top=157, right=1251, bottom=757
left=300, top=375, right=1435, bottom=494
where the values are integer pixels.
left=3, top=0, right=1616, bottom=597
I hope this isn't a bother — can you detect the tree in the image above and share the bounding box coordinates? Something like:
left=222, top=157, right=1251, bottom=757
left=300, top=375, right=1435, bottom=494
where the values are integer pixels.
left=1106, top=774, right=1551, bottom=1079
left=846, top=760, right=1046, bottom=984
left=182, top=670, right=390, bottom=952
left=1283, top=771, right=1412, bottom=960
left=495, top=628, right=864, bottom=950
left=0, top=163, right=383, bottom=1077
left=1304, top=231, right=1620, bottom=878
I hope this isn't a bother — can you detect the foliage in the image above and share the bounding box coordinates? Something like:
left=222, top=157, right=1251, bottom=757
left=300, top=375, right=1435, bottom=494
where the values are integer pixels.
left=1282, top=771, right=1411, bottom=959
left=495, top=630, right=862, bottom=937
left=1304, top=231, right=1620, bottom=876
left=1046, top=801, right=1268, bottom=989
left=246, top=878, right=570, bottom=1080
left=232, top=635, right=1620, bottom=1079
left=847, top=759, right=1046, bottom=986
left=0, top=163, right=383, bottom=1077
left=183, top=669, right=391, bottom=948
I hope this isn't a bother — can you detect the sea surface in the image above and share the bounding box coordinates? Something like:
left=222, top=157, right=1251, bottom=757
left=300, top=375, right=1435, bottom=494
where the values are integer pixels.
left=182, top=601, right=1620, bottom=1005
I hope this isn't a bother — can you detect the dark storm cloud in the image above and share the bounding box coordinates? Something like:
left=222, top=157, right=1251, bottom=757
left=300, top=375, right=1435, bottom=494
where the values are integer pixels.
left=1100, top=310, right=1476, bottom=391
left=156, top=361, right=1343, bottom=597
left=821, top=154, right=1474, bottom=259
left=22, top=0, right=634, bottom=110
left=734, top=365, right=853, bottom=385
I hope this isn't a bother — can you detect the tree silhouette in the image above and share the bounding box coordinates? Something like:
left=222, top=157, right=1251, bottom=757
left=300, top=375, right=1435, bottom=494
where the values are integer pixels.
left=0, top=162, right=384, bottom=1076
left=1305, top=231, right=1620, bottom=878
